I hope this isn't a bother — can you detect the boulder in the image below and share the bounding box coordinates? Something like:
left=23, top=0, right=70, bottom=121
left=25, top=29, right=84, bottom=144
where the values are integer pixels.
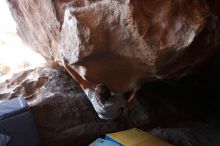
left=151, top=128, right=220, bottom=146
left=6, top=0, right=220, bottom=92
left=0, top=67, right=150, bottom=146
left=1, top=65, right=220, bottom=145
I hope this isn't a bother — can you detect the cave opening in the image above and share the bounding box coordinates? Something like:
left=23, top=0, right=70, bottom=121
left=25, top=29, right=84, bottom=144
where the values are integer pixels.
left=0, top=0, right=45, bottom=82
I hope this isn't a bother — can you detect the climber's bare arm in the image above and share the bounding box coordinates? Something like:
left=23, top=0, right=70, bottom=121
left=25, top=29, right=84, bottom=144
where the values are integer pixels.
left=126, top=86, right=140, bottom=109
left=63, top=59, right=91, bottom=90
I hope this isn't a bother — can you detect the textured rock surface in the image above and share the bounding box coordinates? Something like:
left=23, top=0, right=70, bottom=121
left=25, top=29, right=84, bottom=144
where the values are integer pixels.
left=7, top=0, right=220, bottom=92
left=1, top=60, right=220, bottom=145
left=151, top=128, right=220, bottom=146
left=0, top=67, right=150, bottom=146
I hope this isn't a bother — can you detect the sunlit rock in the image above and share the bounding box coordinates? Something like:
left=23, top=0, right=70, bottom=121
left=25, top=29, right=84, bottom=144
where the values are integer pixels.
left=7, top=0, right=220, bottom=92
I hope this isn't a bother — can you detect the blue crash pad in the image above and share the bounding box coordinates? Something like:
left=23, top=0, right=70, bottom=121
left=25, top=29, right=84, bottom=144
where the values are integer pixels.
left=0, top=97, right=39, bottom=146
left=0, top=97, right=28, bottom=120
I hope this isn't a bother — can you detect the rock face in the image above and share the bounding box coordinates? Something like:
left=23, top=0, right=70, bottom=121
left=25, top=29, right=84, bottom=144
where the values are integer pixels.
left=0, top=67, right=150, bottom=146
left=7, top=0, right=220, bottom=92
left=1, top=65, right=220, bottom=145
left=1, top=63, right=220, bottom=145
left=151, top=128, right=220, bottom=146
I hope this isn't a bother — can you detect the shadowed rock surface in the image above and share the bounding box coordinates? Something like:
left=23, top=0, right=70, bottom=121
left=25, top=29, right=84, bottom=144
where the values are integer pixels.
left=6, top=0, right=220, bottom=92
left=151, top=128, right=220, bottom=146
left=0, top=67, right=150, bottom=146
left=1, top=54, right=220, bottom=146
left=2, top=0, right=220, bottom=145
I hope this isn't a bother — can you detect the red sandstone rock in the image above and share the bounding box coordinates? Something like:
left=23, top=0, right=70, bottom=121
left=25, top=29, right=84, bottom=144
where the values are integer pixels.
left=6, top=0, right=220, bottom=92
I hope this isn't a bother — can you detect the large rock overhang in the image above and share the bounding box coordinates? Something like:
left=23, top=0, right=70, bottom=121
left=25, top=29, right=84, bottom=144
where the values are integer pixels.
left=6, top=0, right=220, bottom=92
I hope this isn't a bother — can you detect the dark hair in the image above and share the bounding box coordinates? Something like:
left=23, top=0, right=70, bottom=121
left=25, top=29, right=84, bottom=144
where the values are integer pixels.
left=95, top=84, right=111, bottom=102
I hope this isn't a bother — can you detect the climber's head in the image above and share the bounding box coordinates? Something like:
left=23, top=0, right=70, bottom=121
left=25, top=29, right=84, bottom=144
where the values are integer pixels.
left=95, top=84, right=111, bottom=102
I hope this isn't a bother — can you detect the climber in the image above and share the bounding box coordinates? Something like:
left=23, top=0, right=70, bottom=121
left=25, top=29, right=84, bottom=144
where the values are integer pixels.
left=62, top=59, right=139, bottom=120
